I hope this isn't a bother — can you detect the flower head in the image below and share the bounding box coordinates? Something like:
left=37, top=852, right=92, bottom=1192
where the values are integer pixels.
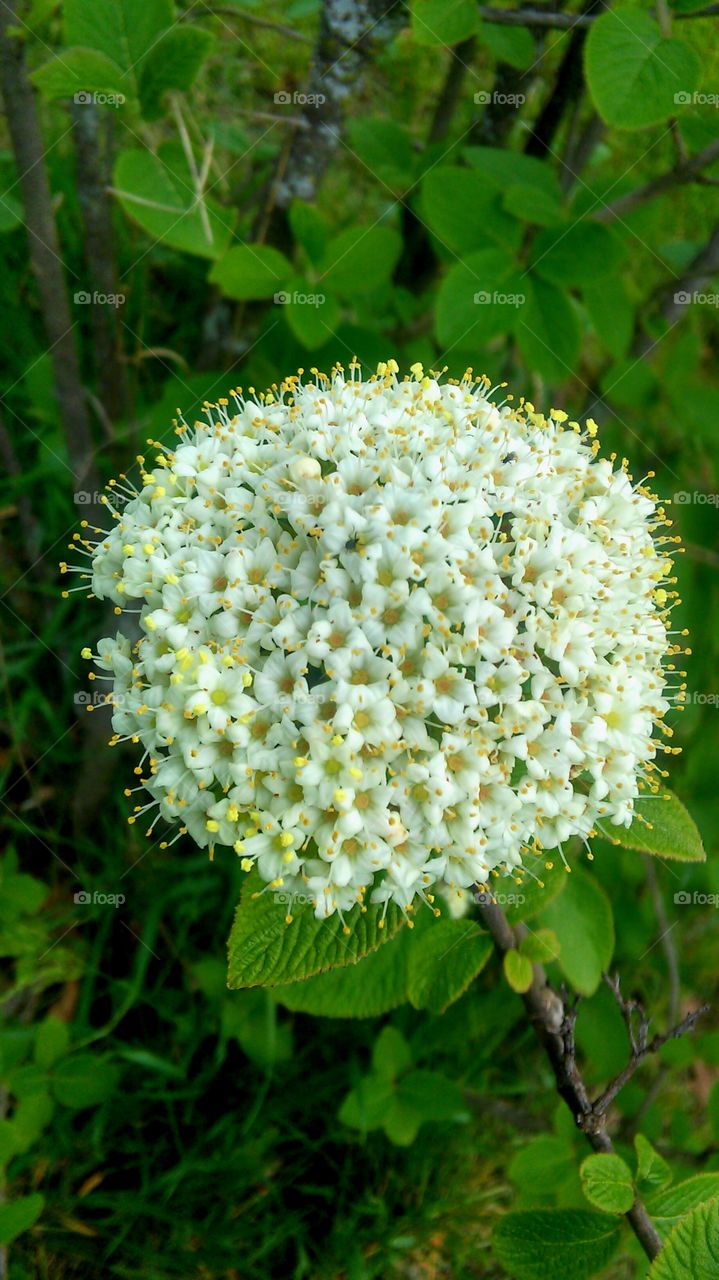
left=75, top=362, right=684, bottom=920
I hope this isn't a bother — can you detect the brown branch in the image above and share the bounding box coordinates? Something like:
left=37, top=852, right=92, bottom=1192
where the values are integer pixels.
left=188, top=6, right=312, bottom=42
left=596, top=139, right=719, bottom=222
left=0, top=0, right=96, bottom=492
left=524, top=0, right=606, bottom=160
left=633, top=221, right=719, bottom=358
left=428, top=37, right=476, bottom=144
left=477, top=3, right=719, bottom=26
left=475, top=896, right=708, bottom=1262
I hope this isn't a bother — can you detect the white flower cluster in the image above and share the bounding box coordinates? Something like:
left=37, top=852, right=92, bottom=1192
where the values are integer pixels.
left=74, top=362, right=683, bottom=923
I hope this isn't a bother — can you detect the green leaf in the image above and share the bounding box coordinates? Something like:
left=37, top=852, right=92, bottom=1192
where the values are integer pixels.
left=464, top=148, right=563, bottom=201
left=516, top=275, right=580, bottom=385
left=338, top=1073, right=395, bottom=1131
left=64, top=0, right=173, bottom=87
left=318, top=225, right=401, bottom=297
left=407, top=919, right=492, bottom=1013
left=346, top=118, right=415, bottom=192
left=435, top=247, right=523, bottom=348
left=372, top=1026, right=411, bottom=1080
left=648, top=1195, right=719, bottom=1279
left=634, top=1134, right=673, bottom=1191
left=227, top=869, right=405, bottom=988
left=611, top=791, right=705, bottom=862
left=138, top=26, right=214, bottom=119
left=422, top=166, right=520, bottom=253
left=532, top=223, right=624, bottom=286
left=412, top=0, right=479, bottom=46
left=520, top=928, right=560, bottom=965
left=538, top=867, right=614, bottom=996
left=210, top=244, right=292, bottom=300
left=34, top=1017, right=69, bottom=1069
left=580, top=1153, right=635, bottom=1215
left=32, top=48, right=132, bottom=103
left=11, top=1092, right=55, bottom=1152
left=51, top=1054, right=119, bottom=1109
left=114, top=145, right=233, bottom=259
left=505, top=858, right=569, bottom=924
left=503, top=948, right=534, bottom=994
left=0, top=1193, right=44, bottom=1246
left=1, top=870, right=47, bottom=917
left=273, top=928, right=411, bottom=1017
left=583, top=278, right=634, bottom=360
left=647, top=1175, right=719, bottom=1240
left=585, top=9, right=700, bottom=130
left=281, top=283, right=341, bottom=350
left=503, top=183, right=566, bottom=228
left=493, top=1209, right=620, bottom=1279
left=476, top=20, right=534, bottom=69
left=0, top=192, right=22, bottom=233
left=288, top=201, right=328, bottom=266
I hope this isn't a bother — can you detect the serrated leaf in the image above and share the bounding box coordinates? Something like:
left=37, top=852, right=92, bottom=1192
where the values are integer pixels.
left=32, top=48, right=132, bottom=103
left=493, top=1209, right=620, bottom=1279
left=634, top=1134, right=673, bottom=1191
left=138, top=26, right=214, bottom=119
left=273, top=927, right=412, bottom=1017
left=520, top=928, right=560, bottom=965
left=580, top=1153, right=635, bottom=1215
left=318, top=225, right=401, bottom=297
left=504, top=858, right=569, bottom=924
left=538, top=867, right=614, bottom=996
left=585, top=10, right=700, bottom=130
left=407, top=919, right=492, bottom=1013
left=227, top=870, right=405, bottom=988
left=648, top=1174, right=719, bottom=1240
left=0, top=1193, right=44, bottom=1245
left=210, top=243, right=292, bottom=300
left=114, top=145, right=232, bottom=259
left=648, top=1195, right=719, bottom=1279
left=612, top=791, right=705, bottom=862
left=412, top=0, right=479, bottom=46
left=503, top=948, right=534, bottom=994
left=64, top=0, right=173, bottom=89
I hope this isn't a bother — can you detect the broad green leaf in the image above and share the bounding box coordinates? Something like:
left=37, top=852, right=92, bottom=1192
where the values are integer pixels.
left=372, top=1026, right=411, bottom=1080
left=503, top=948, right=533, bottom=994
left=64, top=0, right=173, bottom=87
left=520, top=928, right=560, bottom=965
left=114, top=145, right=233, bottom=259
left=32, top=48, right=132, bottom=103
left=412, top=0, right=479, bottom=46
left=273, top=928, right=412, bottom=1017
left=210, top=244, right=292, bottom=300
left=227, top=869, right=404, bottom=988
left=11, top=1092, right=55, bottom=1152
left=532, top=223, right=624, bottom=286
left=585, top=10, right=700, bottom=130
left=503, top=183, right=565, bottom=228
left=1, top=870, right=47, bottom=916
left=504, top=858, right=569, bottom=924
left=476, top=20, right=534, bottom=69
left=281, top=283, right=341, bottom=350
left=318, top=225, right=401, bottom=297
left=422, top=166, right=520, bottom=253
left=648, top=1174, right=719, bottom=1240
left=580, top=1153, right=635, bottom=1215
left=346, top=117, right=415, bottom=192
left=407, top=919, right=492, bottom=1013
left=288, top=201, right=328, bottom=266
left=493, top=1209, right=620, bottom=1279
left=516, top=275, right=580, bottom=384
left=611, top=791, right=705, bottom=862
left=221, top=990, right=293, bottom=1067
left=583, top=278, right=634, bottom=359
left=648, top=1195, right=719, bottom=1279
left=387, top=1070, right=468, bottom=1144
left=138, top=26, right=214, bottom=119
left=538, top=867, right=614, bottom=996
left=338, top=1073, right=395, bottom=1130
left=464, top=148, right=562, bottom=201
left=0, top=1193, right=44, bottom=1246
left=0, top=192, right=22, bottom=232
left=51, top=1054, right=118, bottom=1109
left=634, top=1134, right=672, bottom=1191
left=34, top=1017, right=69, bottom=1069
left=434, top=247, right=523, bottom=348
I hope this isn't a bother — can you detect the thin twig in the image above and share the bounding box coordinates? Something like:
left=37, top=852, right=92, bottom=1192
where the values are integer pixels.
left=596, top=140, right=719, bottom=222
left=477, top=3, right=719, bottom=26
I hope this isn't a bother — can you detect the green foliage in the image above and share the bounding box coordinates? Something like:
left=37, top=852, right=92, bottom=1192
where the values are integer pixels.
left=614, top=790, right=705, bottom=861
left=492, top=1208, right=620, bottom=1278
left=114, top=145, right=232, bottom=258
left=580, top=1153, right=635, bottom=1215
left=647, top=1174, right=719, bottom=1240
left=647, top=1196, right=719, bottom=1279
left=503, top=948, right=534, bottom=994
left=585, top=9, right=700, bottom=129
left=538, top=867, right=614, bottom=996
left=634, top=1134, right=672, bottom=1192
left=210, top=244, right=293, bottom=300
